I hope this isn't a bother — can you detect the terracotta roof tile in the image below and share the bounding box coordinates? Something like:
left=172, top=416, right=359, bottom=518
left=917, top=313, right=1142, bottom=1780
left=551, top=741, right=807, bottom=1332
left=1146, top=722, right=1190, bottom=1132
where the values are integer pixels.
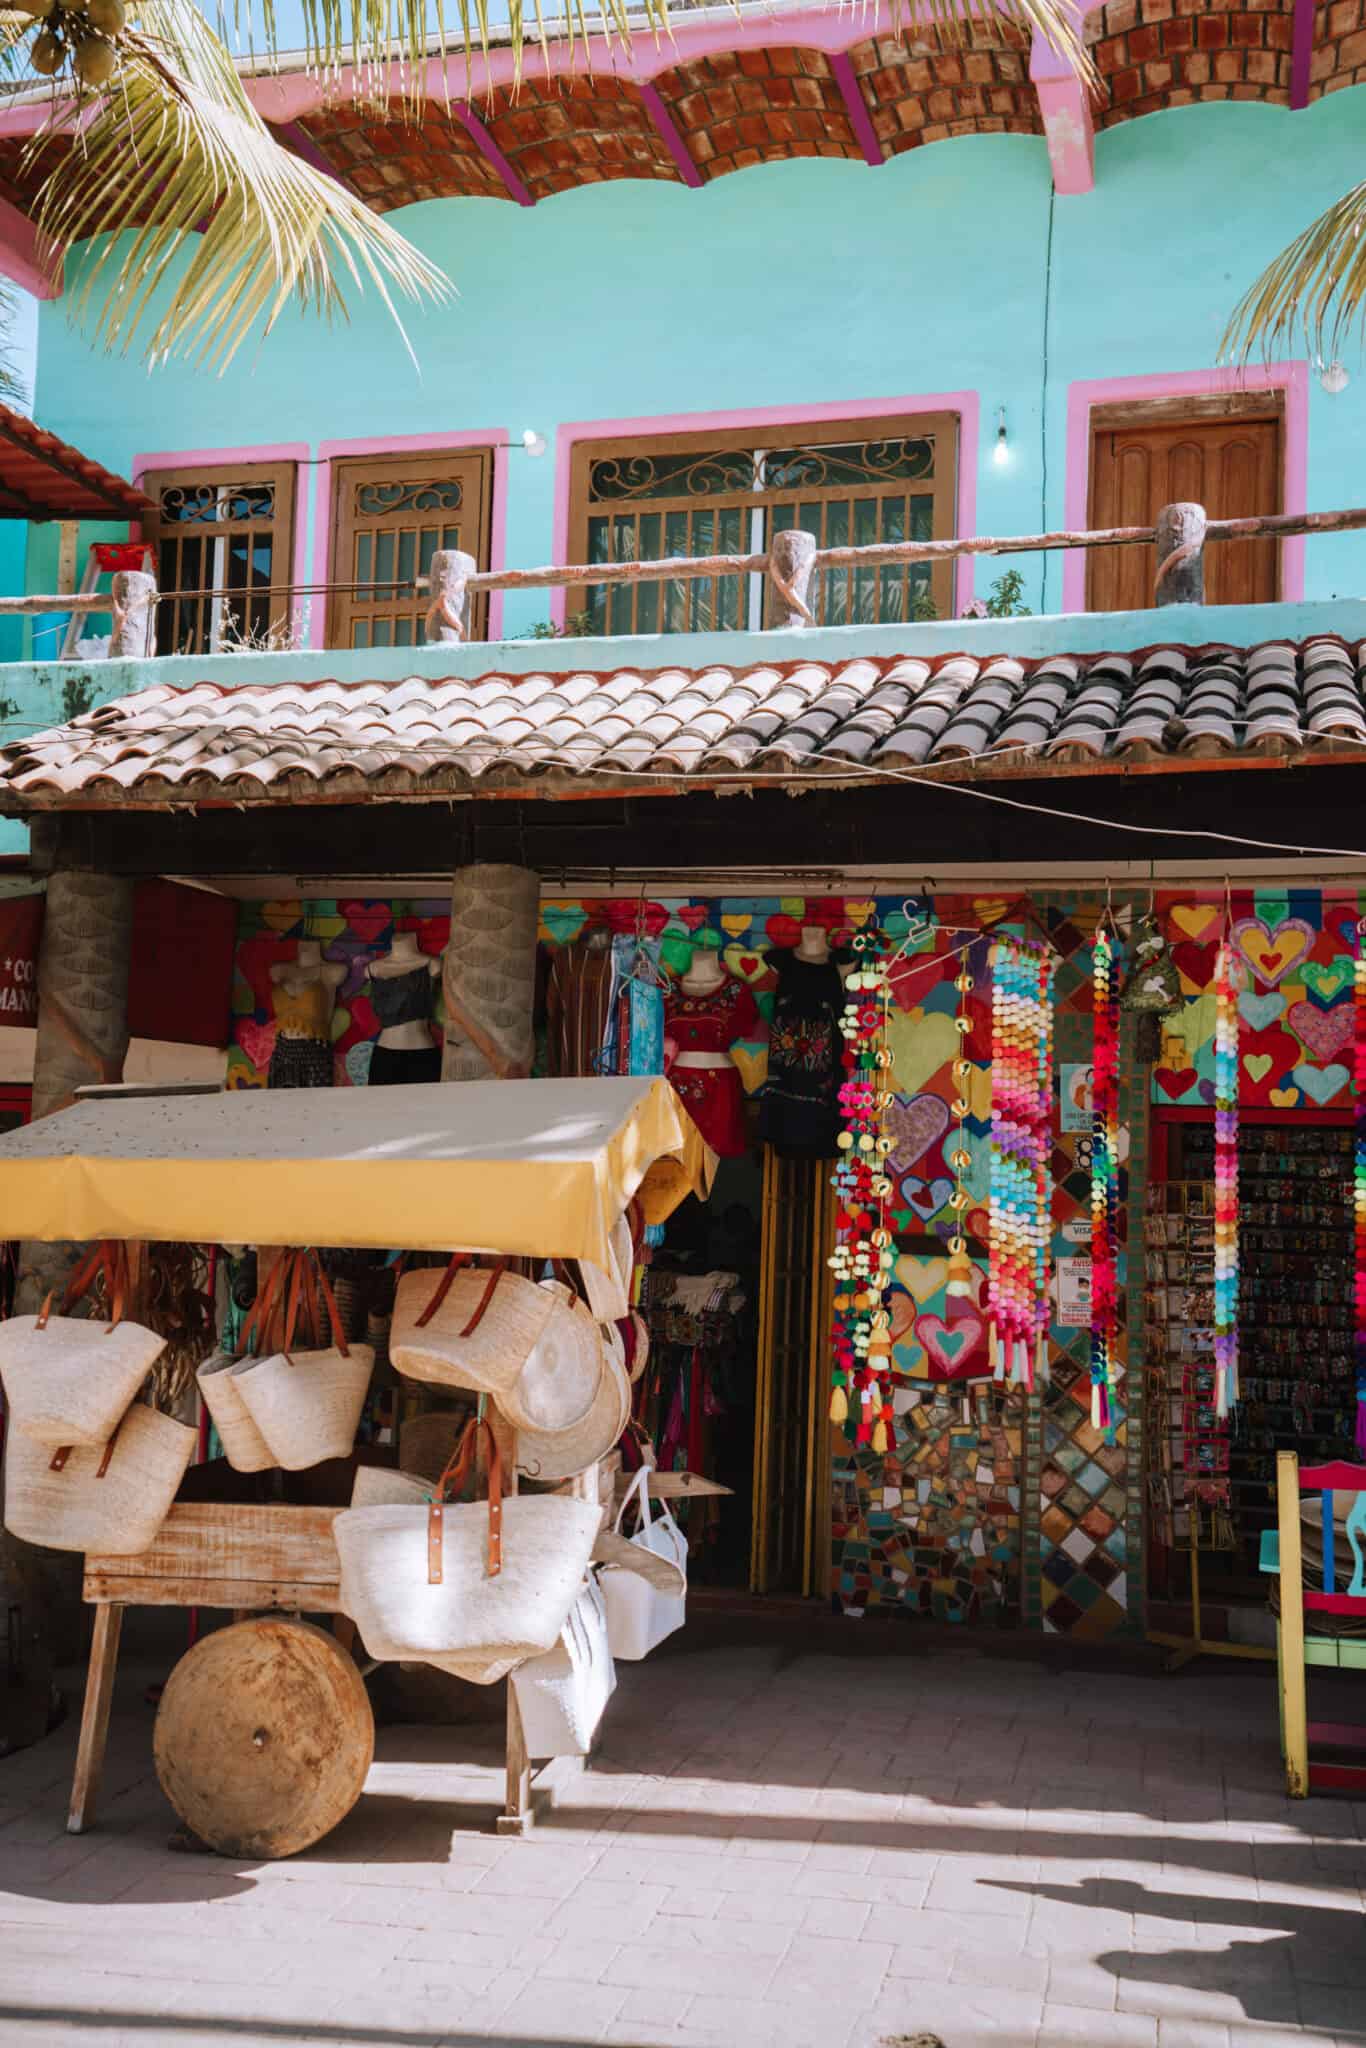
left=5, top=640, right=1366, bottom=809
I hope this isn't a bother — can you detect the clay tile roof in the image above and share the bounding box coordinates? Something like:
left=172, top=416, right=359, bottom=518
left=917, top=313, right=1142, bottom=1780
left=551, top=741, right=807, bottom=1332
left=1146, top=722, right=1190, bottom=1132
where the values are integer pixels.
left=0, top=403, right=151, bottom=522
left=3, top=639, right=1364, bottom=810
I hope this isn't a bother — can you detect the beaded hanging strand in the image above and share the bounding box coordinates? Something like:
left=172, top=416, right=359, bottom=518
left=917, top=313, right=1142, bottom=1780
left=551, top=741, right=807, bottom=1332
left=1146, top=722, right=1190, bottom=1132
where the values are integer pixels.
left=829, top=927, right=897, bottom=1453
left=1212, top=938, right=1240, bottom=1421
left=946, top=949, right=976, bottom=1300
left=1090, top=924, right=1122, bottom=1434
left=987, top=935, right=1055, bottom=1390
left=1355, top=929, right=1366, bottom=1452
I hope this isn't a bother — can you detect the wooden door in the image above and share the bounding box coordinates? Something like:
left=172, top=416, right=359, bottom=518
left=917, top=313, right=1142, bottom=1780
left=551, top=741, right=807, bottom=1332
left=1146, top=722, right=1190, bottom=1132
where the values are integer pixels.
left=141, top=463, right=296, bottom=656
left=328, top=450, right=493, bottom=648
left=1087, top=409, right=1281, bottom=611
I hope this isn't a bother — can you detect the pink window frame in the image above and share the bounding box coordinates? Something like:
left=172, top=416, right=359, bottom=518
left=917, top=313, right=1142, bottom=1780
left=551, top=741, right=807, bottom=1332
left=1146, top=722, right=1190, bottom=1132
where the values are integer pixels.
left=312, top=429, right=511, bottom=647
left=1061, top=362, right=1309, bottom=614
left=133, top=441, right=312, bottom=644
left=551, top=392, right=981, bottom=628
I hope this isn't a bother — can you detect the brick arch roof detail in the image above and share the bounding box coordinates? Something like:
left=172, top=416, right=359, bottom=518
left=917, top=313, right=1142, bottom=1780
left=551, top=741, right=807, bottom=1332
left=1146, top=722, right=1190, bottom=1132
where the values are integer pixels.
left=650, top=48, right=860, bottom=177
left=1086, top=0, right=1294, bottom=127
left=1309, top=0, right=1366, bottom=95
left=849, top=25, right=1040, bottom=154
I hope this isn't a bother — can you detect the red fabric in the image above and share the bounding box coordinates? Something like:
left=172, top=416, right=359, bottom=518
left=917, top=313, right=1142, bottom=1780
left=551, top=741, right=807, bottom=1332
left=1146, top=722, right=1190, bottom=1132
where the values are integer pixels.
left=92, top=541, right=152, bottom=572
left=664, top=977, right=759, bottom=1157
left=0, top=892, right=44, bottom=1024
left=127, top=879, right=238, bottom=1047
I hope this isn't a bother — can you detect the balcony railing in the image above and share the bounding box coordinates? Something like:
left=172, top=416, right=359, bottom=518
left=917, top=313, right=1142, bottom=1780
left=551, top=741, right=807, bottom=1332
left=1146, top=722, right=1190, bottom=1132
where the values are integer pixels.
left=3, top=498, right=1363, bottom=659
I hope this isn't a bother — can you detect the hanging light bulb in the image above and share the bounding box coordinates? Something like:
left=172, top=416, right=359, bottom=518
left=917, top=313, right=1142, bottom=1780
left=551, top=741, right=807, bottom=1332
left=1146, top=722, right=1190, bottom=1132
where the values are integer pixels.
left=1319, top=361, right=1350, bottom=396
left=521, top=428, right=547, bottom=456
left=993, top=406, right=1010, bottom=467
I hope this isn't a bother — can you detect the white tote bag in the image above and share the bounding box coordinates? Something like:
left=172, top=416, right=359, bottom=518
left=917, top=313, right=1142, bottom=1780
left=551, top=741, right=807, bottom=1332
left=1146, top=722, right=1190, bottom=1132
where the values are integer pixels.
left=0, top=1243, right=166, bottom=1449
left=3, top=1401, right=196, bottom=1556
left=334, top=1418, right=600, bottom=1670
left=232, top=1252, right=373, bottom=1470
left=600, top=1466, right=687, bottom=1661
left=512, top=1573, right=616, bottom=1758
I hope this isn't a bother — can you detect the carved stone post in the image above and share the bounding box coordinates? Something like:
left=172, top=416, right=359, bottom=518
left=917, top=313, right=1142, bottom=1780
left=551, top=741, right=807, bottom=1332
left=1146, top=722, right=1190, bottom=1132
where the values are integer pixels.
left=1154, top=503, right=1206, bottom=607
left=426, top=550, right=477, bottom=644
left=440, top=863, right=539, bottom=1083
left=110, top=571, right=156, bottom=659
left=768, top=528, right=818, bottom=627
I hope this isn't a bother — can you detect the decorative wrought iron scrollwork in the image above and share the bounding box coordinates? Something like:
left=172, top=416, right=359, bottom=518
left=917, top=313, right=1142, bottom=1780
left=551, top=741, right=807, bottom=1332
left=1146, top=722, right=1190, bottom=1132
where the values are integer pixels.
left=587, top=437, right=936, bottom=505
left=158, top=483, right=276, bottom=524
left=355, top=480, right=464, bottom=516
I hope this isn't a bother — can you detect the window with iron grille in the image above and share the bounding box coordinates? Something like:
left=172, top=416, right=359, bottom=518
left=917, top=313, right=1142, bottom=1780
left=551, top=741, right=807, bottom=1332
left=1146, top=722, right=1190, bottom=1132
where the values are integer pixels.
left=327, top=450, right=494, bottom=649
left=140, top=462, right=297, bottom=656
left=566, top=415, right=959, bottom=636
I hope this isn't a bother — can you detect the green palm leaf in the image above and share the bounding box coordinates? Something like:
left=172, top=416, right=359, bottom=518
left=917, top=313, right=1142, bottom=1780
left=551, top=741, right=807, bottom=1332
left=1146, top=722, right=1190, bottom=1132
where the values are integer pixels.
left=1223, top=181, right=1366, bottom=364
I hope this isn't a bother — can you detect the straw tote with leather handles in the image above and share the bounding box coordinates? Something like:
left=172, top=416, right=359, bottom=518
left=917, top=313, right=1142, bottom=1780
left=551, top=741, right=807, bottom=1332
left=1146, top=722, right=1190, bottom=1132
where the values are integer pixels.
left=231, top=1250, right=374, bottom=1471
left=333, top=1415, right=601, bottom=1680
left=0, top=1242, right=167, bottom=1449
left=196, top=1254, right=294, bottom=1473
left=3, top=1395, right=196, bottom=1555
left=390, top=1255, right=556, bottom=1396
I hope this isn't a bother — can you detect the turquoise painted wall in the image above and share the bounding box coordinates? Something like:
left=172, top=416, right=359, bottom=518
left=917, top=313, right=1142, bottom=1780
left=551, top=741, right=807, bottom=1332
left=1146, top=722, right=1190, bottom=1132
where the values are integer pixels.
left=23, top=95, right=1366, bottom=636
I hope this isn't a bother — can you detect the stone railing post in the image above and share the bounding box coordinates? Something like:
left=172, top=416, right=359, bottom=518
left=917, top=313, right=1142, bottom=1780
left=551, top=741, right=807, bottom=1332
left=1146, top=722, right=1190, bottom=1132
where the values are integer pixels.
left=768, top=528, right=818, bottom=627
left=110, top=571, right=156, bottom=658
left=1154, top=502, right=1206, bottom=607
left=425, top=550, right=477, bottom=644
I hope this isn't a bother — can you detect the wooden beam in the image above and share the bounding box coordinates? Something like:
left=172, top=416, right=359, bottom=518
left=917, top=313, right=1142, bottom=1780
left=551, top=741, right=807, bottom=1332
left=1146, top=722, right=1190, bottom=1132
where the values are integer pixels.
left=828, top=54, right=884, bottom=169
left=1029, top=23, right=1094, bottom=197
left=454, top=105, right=535, bottom=207
left=67, top=1604, right=122, bottom=1834
left=638, top=83, right=703, bottom=188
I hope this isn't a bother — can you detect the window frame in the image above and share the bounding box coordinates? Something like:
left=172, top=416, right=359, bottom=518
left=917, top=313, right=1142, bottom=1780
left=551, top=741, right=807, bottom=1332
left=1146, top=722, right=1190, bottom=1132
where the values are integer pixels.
left=139, top=460, right=298, bottom=657
left=326, top=448, right=496, bottom=650
left=565, top=411, right=961, bottom=636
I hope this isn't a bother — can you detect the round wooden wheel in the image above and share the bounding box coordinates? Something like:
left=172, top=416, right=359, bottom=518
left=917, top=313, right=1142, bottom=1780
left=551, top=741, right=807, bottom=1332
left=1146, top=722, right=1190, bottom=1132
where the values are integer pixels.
left=153, top=1619, right=373, bottom=1859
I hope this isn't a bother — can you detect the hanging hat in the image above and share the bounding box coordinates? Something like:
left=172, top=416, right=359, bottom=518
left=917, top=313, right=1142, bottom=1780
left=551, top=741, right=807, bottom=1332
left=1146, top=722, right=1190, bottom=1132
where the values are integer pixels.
left=390, top=1263, right=557, bottom=1396
left=512, top=1329, right=631, bottom=1483
left=575, top=1214, right=634, bottom=1323
left=498, top=1282, right=603, bottom=1435
left=618, top=1310, right=650, bottom=1385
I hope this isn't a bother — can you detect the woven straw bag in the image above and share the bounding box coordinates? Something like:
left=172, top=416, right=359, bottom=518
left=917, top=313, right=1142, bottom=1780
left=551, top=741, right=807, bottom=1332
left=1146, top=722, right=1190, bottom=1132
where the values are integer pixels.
left=511, top=1573, right=616, bottom=1758
left=0, top=1243, right=167, bottom=1449
left=196, top=1352, right=273, bottom=1472
left=3, top=1400, right=196, bottom=1555
left=513, top=1328, right=631, bottom=1484
left=350, top=1464, right=430, bottom=1508
left=398, top=1408, right=468, bottom=1483
left=499, top=1281, right=602, bottom=1435
left=574, top=1215, right=635, bottom=1324
left=233, top=1252, right=373, bottom=1471
left=334, top=1418, right=600, bottom=1673
left=390, top=1258, right=557, bottom=1396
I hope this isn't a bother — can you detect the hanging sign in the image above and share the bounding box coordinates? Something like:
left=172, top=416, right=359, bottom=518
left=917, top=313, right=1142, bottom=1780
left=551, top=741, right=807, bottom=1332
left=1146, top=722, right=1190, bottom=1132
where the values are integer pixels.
left=1056, top=1256, right=1092, bottom=1328
left=0, top=892, right=44, bottom=1024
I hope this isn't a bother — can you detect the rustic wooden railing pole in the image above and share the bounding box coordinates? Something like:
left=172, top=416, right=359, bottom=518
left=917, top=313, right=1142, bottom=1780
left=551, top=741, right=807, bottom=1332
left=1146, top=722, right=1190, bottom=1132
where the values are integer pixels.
left=768, top=528, right=818, bottom=627
left=425, top=550, right=476, bottom=644
left=1154, top=502, right=1206, bottom=607
left=109, top=571, right=156, bottom=658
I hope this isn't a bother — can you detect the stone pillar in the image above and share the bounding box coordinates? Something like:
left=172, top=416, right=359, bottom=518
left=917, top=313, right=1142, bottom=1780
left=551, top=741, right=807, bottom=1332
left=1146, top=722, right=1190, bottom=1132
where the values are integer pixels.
left=440, top=864, right=539, bottom=1083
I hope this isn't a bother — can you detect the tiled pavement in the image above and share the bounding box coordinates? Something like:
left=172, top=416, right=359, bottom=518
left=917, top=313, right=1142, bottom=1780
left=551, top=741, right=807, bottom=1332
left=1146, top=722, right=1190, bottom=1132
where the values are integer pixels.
left=1, top=1633, right=1364, bottom=2048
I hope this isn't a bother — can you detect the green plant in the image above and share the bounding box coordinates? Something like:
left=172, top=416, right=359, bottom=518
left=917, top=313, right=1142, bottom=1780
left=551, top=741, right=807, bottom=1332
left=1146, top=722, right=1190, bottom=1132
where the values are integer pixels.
left=983, top=568, right=1032, bottom=618
left=521, top=611, right=595, bottom=641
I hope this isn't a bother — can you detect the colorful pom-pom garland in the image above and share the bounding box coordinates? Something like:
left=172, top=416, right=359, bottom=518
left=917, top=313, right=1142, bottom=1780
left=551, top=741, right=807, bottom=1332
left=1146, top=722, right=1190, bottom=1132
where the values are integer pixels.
left=1090, top=927, right=1121, bottom=1435
left=1213, top=940, right=1240, bottom=1421
left=829, top=927, right=896, bottom=1453
left=987, top=935, right=1054, bottom=1389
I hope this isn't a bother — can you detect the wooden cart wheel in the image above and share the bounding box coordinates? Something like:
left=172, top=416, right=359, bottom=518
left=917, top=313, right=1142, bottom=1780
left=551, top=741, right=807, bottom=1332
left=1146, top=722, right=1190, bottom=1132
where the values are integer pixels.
left=153, top=1618, right=373, bottom=1859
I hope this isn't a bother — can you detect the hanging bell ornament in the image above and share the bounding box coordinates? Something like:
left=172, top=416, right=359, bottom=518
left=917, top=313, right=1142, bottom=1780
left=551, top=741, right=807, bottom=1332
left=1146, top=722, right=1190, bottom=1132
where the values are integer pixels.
left=946, top=1234, right=974, bottom=1298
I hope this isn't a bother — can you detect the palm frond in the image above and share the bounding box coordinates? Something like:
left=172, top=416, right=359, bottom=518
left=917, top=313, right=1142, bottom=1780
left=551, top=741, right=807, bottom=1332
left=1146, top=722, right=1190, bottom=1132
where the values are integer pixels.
left=20, top=0, right=452, bottom=369
left=1222, top=181, right=1366, bottom=364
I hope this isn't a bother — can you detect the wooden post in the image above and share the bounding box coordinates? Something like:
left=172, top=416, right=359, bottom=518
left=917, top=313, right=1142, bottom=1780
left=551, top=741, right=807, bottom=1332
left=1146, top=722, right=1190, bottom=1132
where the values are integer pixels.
left=1154, top=502, right=1206, bottom=607
left=1276, top=1450, right=1309, bottom=1797
left=499, top=1683, right=533, bottom=1836
left=425, top=550, right=476, bottom=644
left=109, top=570, right=156, bottom=659
left=768, top=528, right=817, bottom=627
left=440, top=865, right=539, bottom=1083
left=67, top=1604, right=123, bottom=1833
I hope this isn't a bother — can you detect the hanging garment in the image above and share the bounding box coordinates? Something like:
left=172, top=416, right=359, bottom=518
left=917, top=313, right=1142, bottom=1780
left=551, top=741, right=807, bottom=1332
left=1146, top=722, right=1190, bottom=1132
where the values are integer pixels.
left=546, top=930, right=615, bottom=1078
left=368, top=1043, right=442, bottom=1086
left=758, top=950, right=845, bottom=1158
left=268, top=1036, right=333, bottom=1088
left=604, top=935, right=666, bottom=1078
left=665, top=977, right=760, bottom=1158
left=368, top=964, right=436, bottom=1031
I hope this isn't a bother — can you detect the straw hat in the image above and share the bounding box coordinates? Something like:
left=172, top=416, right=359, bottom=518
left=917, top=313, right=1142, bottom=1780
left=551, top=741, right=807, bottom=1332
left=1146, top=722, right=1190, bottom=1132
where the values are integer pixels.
left=512, top=1330, right=631, bottom=1483
left=391, top=1264, right=556, bottom=1396
left=575, top=1215, right=635, bottom=1323
left=620, top=1311, right=650, bottom=1385
left=498, top=1283, right=603, bottom=1435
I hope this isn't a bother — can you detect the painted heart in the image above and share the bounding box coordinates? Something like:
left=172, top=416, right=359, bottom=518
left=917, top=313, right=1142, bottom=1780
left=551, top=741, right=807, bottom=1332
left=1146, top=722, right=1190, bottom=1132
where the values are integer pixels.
left=972, top=898, right=1009, bottom=928
left=885, top=1011, right=959, bottom=1094
left=779, top=897, right=807, bottom=918
left=1293, top=1061, right=1350, bottom=1106
left=1157, top=1066, right=1198, bottom=1100
left=1270, top=1086, right=1300, bottom=1107
left=886, top=1092, right=950, bottom=1175
left=675, top=905, right=708, bottom=933
left=542, top=903, right=586, bottom=944
left=1238, top=992, right=1285, bottom=1032
left=1243, top=1053, right=1273, bottom=1085
left=416, top=917, right=448, bottom=956
left=1171, top=904, right=1220, bottom=941
left=904, top=1176, right=954, bottom=1222
left=344, top=1040, right=374, bottom=1087
left=766, top=914, right=800, bottom=948
left=260, top=900, right=305, bottom=934
left=892, top=1333, right=929, bottom=1381
left=844, top=900, right=876, bottom=928
left=1198, top=1077, right=1216, bottom=1104
left=1301, top=959, right=1353, bottom=1005
left=660, top=935, right=694, bottom=975
left=1232, top=917, right=1315, bottom=988
left=720, top=912, right=752, bottom=938
left=889, top=1290, right=917, bottom=1341
left=340, top=900, right=391, bottom=946
left=894, top=1253, right=950, bottom=1306
left=919, top=1309, right=985, bottom=1378
left=1287, top=1000, right=1354, bottom=1062
left=731, top=1044, right=767, bottom=1096
left=235, top=1018, right=277, bottom=1071
left=722, top=943, right=770, bottom=985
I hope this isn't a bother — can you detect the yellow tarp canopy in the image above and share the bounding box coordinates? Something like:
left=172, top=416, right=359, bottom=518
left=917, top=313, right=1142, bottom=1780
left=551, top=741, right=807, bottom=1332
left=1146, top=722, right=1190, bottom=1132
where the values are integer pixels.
left=0, top=1077, right=714, bottom=1266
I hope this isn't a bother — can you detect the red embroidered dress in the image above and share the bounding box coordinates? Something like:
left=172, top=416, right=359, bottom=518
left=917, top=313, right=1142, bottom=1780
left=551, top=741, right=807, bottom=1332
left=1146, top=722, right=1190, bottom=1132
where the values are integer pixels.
left=665, top=977, right=760, bottom=1157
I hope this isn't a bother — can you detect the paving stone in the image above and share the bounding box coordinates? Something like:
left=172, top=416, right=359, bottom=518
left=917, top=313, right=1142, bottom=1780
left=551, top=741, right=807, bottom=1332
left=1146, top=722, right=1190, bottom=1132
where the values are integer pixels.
left=1039, top=2003, right=1160, bottom=2045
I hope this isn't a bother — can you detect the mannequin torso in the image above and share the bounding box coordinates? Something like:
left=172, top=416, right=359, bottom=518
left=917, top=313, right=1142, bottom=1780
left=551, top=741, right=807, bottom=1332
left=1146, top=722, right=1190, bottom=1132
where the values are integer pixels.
left=369, top=932, right=440, bottom=1052
left=270, top=942, right=345, bottom=1042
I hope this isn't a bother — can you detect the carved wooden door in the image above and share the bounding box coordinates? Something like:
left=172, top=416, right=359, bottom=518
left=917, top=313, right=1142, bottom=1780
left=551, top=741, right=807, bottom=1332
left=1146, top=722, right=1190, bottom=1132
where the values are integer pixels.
left=328, top=450, right=493, bottom=648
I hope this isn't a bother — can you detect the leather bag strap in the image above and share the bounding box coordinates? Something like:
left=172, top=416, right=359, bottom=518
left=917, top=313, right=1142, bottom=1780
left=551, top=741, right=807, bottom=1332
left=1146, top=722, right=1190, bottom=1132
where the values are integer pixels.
left=426, top=1416, right=504, bottom=1584
left=414, top=1252, right=471, bottom=1330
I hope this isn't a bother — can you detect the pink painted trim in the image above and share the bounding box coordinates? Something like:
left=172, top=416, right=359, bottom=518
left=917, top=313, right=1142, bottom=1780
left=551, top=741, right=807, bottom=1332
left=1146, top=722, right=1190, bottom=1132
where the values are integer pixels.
left=552, top=391, right=980, bottom=625
left=1030, top=25, right=1094, bottom=196
left=0, top=192, right=60, bottom=300
left=638, top=82, right=703, bottom=189
left=828, top=53, right=884, bottom=169
left=454, top=105, right=534, bottom=207
left=1061, top=362, right=1309, bottom=612
left=311, top=427, right=510, bottom=646
left=132, top=441, right=311, bottom=632
left=1291, top=0, right=1315, bottom=106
